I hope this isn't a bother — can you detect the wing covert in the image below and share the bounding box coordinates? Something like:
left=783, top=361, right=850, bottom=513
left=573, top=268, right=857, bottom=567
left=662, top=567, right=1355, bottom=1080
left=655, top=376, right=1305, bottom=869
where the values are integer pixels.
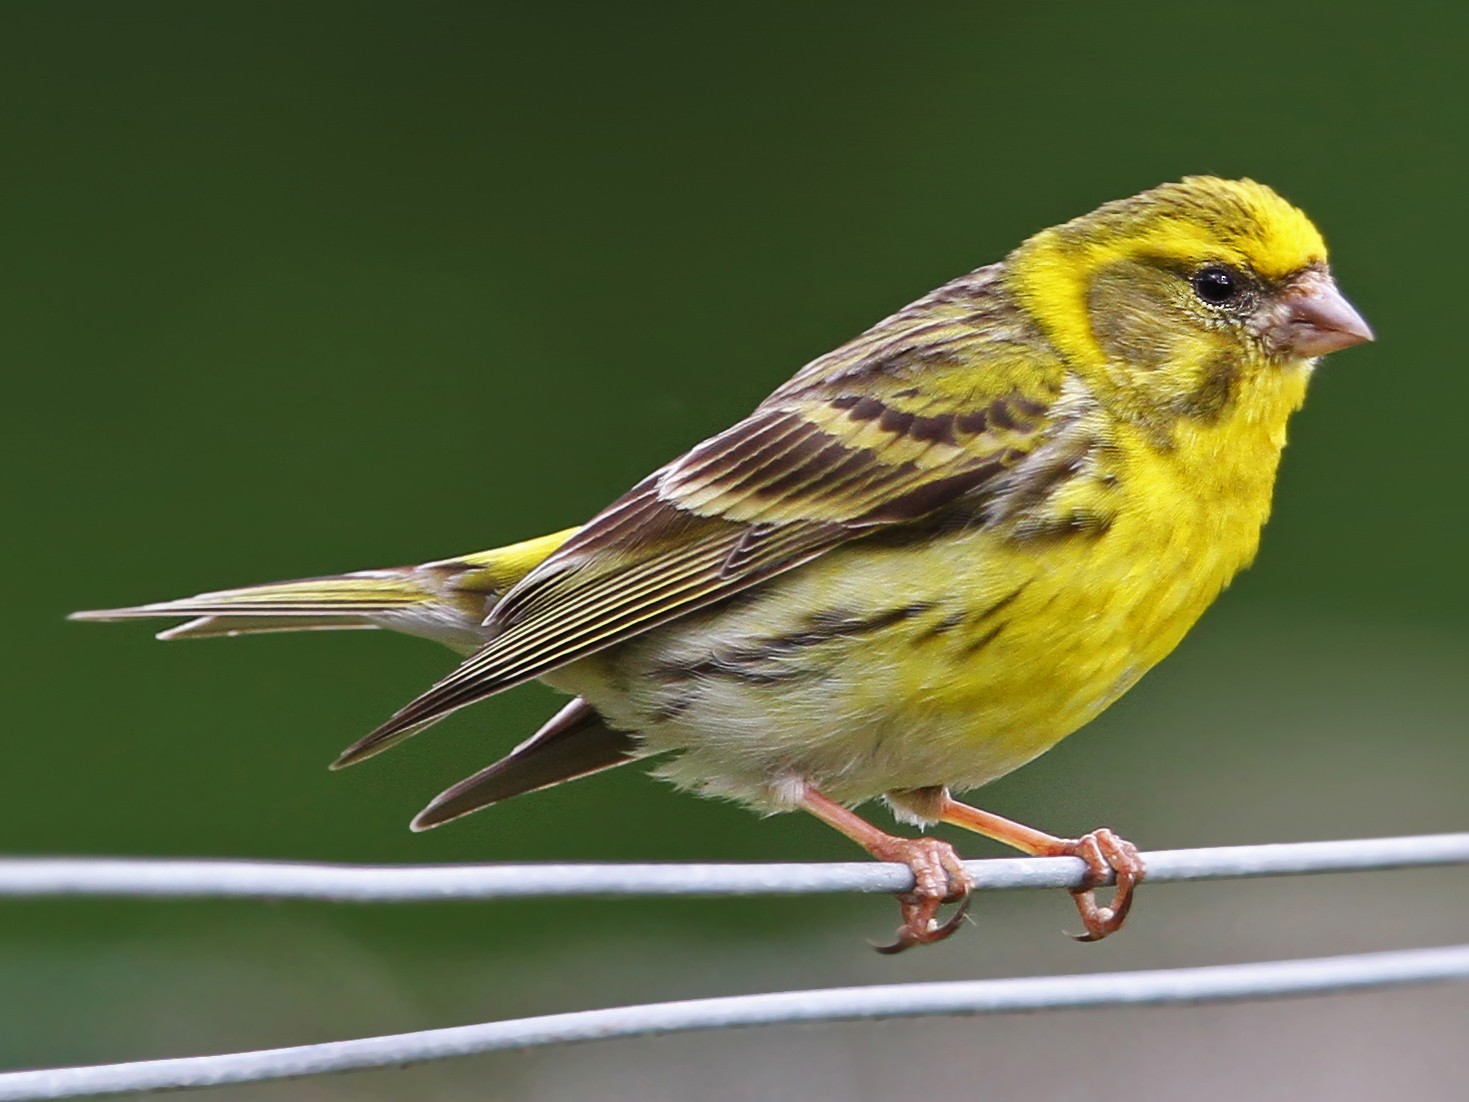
left=336, top=265, right=1067, bottom=766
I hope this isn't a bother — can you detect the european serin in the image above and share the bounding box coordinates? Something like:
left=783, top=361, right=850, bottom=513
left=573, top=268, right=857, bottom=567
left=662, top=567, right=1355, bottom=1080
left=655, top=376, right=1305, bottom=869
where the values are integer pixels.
left=76, top=177, right=1373, bottom=950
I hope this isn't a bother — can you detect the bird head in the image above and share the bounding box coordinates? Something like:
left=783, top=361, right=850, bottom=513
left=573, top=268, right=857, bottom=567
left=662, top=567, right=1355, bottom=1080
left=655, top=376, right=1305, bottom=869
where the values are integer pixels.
left=1005, top=177, right=1372, bottom=425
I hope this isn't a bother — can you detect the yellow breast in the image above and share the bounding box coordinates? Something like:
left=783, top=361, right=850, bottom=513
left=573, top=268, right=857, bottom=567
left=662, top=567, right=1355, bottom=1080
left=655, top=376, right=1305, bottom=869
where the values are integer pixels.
left=565, top=363, right=1311, bottom=807
left=899, top=361, right=1310, bottom=781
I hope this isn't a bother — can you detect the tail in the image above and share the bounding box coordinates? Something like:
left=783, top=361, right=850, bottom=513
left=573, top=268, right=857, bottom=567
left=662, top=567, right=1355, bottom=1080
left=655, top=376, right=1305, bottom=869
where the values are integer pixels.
left=70, top=528, right=579, bottom=656
left=75, top=523, right=642, bottom=822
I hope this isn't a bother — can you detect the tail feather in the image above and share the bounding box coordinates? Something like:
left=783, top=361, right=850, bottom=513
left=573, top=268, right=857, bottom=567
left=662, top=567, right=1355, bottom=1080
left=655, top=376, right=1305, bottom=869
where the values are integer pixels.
left=70, top=569, right=471, bottom=649
left=157, top=615, right=383, bottom=642
left=71, top=526, right=633, bottom=822
left=70, top=527, right=581, bottom=654
left=410, top=698, right=637, bottom=830
left=71, top=570, right=430, bottom=621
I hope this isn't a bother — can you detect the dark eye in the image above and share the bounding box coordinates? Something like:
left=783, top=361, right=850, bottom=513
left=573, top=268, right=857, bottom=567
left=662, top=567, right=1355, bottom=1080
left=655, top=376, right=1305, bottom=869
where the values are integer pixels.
left=1192, top=266, right=1240, bottom=306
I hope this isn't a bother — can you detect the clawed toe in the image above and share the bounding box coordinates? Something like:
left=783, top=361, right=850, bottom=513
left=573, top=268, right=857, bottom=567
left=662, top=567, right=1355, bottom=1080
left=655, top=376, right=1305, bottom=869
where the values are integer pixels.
left=866, top=835, right=974, bottom=954
left=932, top=795, right=1146, bottom=945
left=795, top=789, right=977, bottom=953
left=872, top=892, right=972, bottom=954
left=1060, top=828, right=1145, bottom=942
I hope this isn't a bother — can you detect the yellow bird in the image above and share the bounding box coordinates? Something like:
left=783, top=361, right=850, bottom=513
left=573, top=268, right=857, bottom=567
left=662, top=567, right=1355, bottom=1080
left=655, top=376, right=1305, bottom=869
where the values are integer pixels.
left=75, top=177, right=1373, bottom=950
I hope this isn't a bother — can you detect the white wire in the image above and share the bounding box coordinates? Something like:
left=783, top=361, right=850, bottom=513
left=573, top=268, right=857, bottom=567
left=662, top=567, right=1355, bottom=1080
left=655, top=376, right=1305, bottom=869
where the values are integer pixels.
left=0, top=945, right=1466, bottom=1101
left=1, top=834, right=1464, bottom=1098
left=0, top=833, right=1465, bottom=901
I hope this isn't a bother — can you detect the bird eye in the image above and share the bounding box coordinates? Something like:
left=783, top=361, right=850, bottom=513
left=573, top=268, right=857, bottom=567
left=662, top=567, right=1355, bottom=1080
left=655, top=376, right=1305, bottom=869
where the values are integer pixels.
left=1192, top=266, right=1240, bottom=306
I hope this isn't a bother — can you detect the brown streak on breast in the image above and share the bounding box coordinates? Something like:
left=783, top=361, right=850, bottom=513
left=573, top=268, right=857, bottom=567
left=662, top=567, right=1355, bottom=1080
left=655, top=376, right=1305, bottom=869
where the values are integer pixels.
left=958, top=622, right=1007, bottom=658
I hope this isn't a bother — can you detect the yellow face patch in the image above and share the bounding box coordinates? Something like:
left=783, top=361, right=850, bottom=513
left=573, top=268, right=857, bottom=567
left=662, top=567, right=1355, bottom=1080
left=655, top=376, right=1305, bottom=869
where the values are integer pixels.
left=1005, top=177, right=1330, bottom=366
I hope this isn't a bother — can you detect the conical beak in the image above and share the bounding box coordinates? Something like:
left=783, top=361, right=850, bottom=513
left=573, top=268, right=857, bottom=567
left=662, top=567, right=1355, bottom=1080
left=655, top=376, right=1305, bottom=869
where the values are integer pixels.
left=1271, top=269, right=1374, bottom=358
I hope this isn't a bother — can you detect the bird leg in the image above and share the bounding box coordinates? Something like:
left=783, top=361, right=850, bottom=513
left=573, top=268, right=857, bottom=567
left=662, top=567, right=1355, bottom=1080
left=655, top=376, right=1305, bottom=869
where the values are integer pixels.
left=935, top=793, right=1144, bottom=941
left=799, top=788, right=973, bottom=953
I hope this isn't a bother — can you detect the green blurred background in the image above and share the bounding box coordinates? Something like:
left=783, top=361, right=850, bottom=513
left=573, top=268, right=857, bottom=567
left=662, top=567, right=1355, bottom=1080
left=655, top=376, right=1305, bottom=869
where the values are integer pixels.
left=3, top=3, right=1466, bottom=1098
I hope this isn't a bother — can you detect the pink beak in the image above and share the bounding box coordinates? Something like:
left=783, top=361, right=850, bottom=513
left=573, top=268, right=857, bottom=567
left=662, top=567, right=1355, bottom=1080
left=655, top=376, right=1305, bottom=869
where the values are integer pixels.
left=1271, top=269, right=1374, bottom=358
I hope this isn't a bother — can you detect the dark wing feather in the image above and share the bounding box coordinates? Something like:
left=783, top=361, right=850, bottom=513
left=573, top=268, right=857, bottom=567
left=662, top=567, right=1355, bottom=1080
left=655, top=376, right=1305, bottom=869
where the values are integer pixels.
left=411, top=698, right=635, bottom=829
left=336, top=264, right=1065, bottom=767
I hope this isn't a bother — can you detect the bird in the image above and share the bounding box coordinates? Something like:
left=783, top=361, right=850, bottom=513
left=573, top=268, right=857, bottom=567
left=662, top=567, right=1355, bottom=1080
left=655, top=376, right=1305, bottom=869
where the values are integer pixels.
left=74, top=177, right=1373, bottom=951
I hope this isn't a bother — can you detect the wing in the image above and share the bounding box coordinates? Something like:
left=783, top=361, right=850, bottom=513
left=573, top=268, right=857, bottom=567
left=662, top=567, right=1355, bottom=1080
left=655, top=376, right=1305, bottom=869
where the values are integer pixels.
left=336, top=264, right=1066, bottom=766
left=410, top=697, right=637, bottom=830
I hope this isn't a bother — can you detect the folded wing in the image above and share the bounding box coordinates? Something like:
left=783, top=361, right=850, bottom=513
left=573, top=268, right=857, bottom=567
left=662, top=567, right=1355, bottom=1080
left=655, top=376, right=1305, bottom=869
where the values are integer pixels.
left=338, top=270, right=1065, bottom=766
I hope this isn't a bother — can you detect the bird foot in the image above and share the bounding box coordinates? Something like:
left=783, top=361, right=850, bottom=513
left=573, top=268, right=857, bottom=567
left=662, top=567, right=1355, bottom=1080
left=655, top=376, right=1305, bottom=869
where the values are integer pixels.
left=865, top=836, right=974, bottom=954
left=1053, top=828, right=1145, bottom=942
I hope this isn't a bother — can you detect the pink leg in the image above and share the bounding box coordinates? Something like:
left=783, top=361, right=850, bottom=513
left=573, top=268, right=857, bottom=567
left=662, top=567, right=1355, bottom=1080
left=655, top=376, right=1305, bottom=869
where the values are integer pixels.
left=800, top=788, right=974, bottom=953
left=939, top=795, right=1145, bottom=941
